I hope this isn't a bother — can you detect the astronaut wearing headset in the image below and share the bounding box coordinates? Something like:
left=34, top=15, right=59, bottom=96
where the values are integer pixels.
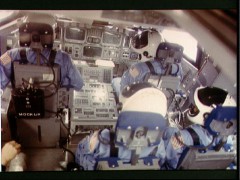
left=0, top=13, right=84, bottom=140
left=162, top=86, right=237, bottom=169
left=112, top=29, right=183, bottom=99
left=0, top=13, right=83, bottom=92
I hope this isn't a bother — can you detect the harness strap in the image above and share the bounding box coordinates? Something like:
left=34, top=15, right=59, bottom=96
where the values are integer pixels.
left=186, top=127, right=200, bottom=146
left=49, top=49, right=57, bottom=67
left=97, top=129, right=118, bottom=157
left=109, top=131, right=118, bottom=157
left=145, top=61, right=156, bottom=75
left=19, top=48, right=28, bottom=64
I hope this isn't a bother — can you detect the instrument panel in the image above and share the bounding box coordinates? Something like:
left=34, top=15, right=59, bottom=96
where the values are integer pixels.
left=75, top=62, right=113, bottom=83
left=52, top=18, right=212, bottom=130
left=69, top=82, right=118, bottom=131
left=59, top=22, right=139, bottom=63
left=64, top=26, right=86, bottom=43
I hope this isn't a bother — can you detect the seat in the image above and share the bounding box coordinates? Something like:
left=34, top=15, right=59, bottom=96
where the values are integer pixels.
left=177, top=147, right=236, bottom=169
left=11, top=22, right=62, bottom=148
left=177, top=106, right=237, bottom=169
left=75, top=83, right=169, bottom=170
left=96, top=111, right=167, bottom=170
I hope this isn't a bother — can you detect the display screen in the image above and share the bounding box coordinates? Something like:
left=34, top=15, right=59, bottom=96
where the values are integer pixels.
left=102, top=32, right=121, bottom=45
left=83, top=46, right=102, bottom=57
left=65, top=27, right=86, bottom=41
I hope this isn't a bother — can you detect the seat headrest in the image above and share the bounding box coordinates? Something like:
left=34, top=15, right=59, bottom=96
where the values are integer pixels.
left=204, top=106, right=237, bottom=136
left=19, top=22, right=54, bottom=48
left=115, top=111, right=168, bottom=148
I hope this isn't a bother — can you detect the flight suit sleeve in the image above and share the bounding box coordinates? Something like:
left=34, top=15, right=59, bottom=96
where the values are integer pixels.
left=120, top=68, right=135, bottom=91
left=171, top=63, right=183, bottom=80
left=120, top=63, right=148, bottom=91
left=75, top=134, right=97, bottom=170
left=0, top=65, right=11, bottom=90
left=60, top=52, right=84, bottom=91
left=155, top=139, right=167, bottom=167
left=75, top=129, right=110, bottom=170
left=162, top=127, right=185, bottom=169
left=0, top=49, right=20, bottom=90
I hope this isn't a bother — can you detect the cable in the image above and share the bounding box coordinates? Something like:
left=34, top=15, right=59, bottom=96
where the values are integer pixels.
left=168, top=112, right=184, bottom=130
left=166, top=88, right=175, bottom=110
left=57, top=110, right=77, bottom=167
left=20, top=52, right=59, bottom=99
left=59, top=142, right=76, bottom=162
left=173, top=94, right=185, bottom=129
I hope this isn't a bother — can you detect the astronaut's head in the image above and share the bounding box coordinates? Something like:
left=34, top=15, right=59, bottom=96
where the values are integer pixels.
left=19, top=13, right=56, bottom=50
left=130, top=30, right=164, bottom=61
left=120, top=82, right=167, bottom=117
left=186, top=86, right=236, bottom=126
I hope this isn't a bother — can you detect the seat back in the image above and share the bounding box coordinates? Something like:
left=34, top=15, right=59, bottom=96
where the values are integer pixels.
left=177, top=147, right=236, bottom=169
left=115, top=111, right=167, bottom=155
left=204, top=106, right=237, bottom=137
left=96, top=84, right=169, bottom=170
left=177, top=106, right=237, bottom=169
left=96, top=111, right=168, bottom=170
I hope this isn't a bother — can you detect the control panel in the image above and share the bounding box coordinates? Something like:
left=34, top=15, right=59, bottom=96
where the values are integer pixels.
left=69, top=82, right=118, bottom=130
left=66, top=60, right=118, bottom=131
left=74, top=60, right=114, bottom=83
left=69, top=83, right=117, bottom=119
left=57, top=21, right=139, bottom=64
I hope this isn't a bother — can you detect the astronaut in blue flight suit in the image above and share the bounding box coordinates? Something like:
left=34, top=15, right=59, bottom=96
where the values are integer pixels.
left=112, top=30, right=183, bottom=98
left=162, top=86, right=237, bottom=169
left=0, top=13, right=84, bottom=140
left=0, top=47, right=83, bottom=91
left=75, top=82, right=169, bottom=170
left=0, top=13, right=83, bottom=91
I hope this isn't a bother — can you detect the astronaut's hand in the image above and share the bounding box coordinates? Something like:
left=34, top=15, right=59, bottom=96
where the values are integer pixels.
left=1, top=141, right=21, bottom=166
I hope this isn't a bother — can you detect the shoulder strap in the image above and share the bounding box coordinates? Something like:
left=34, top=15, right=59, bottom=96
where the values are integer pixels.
left=145, top=61, right=156, bottom=75
left=11, top=48, right=27, bottom=88
left=49, top=49, right=57, bottom=67
left=109, top=131, right=118, bottom=157
left=97, top=129, right=118, bottom=157
left=186, top=127, right=200, bottom=146
left=19, top=48, right=28, bottom=64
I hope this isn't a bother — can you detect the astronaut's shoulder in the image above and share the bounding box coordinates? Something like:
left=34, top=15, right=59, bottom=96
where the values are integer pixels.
left=3, top=48, right=23, bottom=59
left=130, top=61, right=145, bottom=68
left=7, top=48, right=21, bottom=54
left=55, top=49, right=70, bottom=59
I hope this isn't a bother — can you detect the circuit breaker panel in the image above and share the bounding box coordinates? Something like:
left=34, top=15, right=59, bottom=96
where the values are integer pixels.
left=68, top=62, right=118, bottom=132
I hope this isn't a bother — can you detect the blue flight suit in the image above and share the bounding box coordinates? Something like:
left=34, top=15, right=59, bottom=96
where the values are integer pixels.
left=162, top=124, right=234, bottom=169
left=112, top=59, right=182, bottom=97
left=0, top=48, right=84, bottom=90
left=75, top=128, right=166, bottom=170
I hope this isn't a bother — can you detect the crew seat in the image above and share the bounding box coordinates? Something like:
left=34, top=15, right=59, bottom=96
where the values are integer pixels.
left=75, top=82, right=169, bottom=170
left=96, top=111, right=167, bottom=170
left=177, top=106, right=237, bottom=169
